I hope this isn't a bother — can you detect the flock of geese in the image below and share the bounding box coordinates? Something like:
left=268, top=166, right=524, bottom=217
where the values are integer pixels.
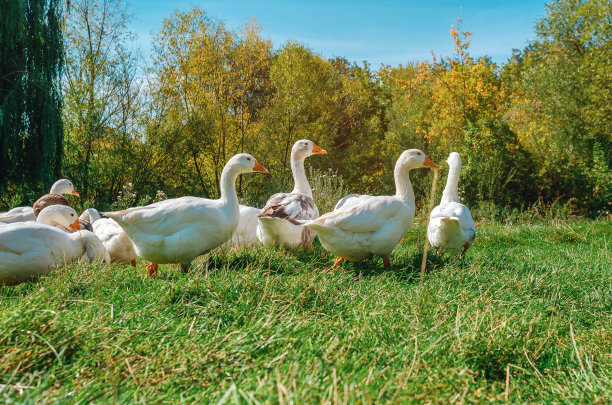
left=0, top=140, right=476, bottom=285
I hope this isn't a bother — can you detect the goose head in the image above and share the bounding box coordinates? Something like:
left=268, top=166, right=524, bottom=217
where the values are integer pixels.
left=37, top=205, right=81, bottom=231
left=50, top=179, right=80, bottom=196
left=80, top=208, right=101, bottom=224
left=227, top=153, right=269, bottom=175
left=292, top=140, right=327, bottom=160
left=397, top=149, right=440, bottom=170
left=446, top=152, right=462, bottom=169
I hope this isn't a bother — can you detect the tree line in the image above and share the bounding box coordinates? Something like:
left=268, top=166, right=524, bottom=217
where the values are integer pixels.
left=1, top=0, right=610, bottom=216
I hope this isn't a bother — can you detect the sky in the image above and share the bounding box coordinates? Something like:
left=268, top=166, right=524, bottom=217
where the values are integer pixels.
left=128, top=0, right=548, bottom=67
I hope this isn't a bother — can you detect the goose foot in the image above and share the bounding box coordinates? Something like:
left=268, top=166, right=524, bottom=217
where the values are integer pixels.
left=131, top=259, right=137, bottom=267
left=181, top=263, right=190, bottom=272
left=146, top=262, right=159, bottom=279
left=332, top=257, right=343, bottom=269
left=383, top=257, right=391, bottom=268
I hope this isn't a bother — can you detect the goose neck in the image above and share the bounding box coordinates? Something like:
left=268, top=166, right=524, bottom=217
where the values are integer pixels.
left=441, top=163, right=461, bottom=204
left=219, top=165, right=240, bottom=207
left=290, top=152, right=312, bottom=198
left=394, top=162, right=415, bottom=206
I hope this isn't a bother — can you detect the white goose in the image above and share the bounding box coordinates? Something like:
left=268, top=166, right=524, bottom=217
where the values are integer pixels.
left=0, top=179, right=79, bottom=224
left=257, top=140, right=327, bottom=248
left=0, top=204, right=81, bottom=231
left=303, top=149, right=439, bottom=268
left=427, top=152, right=475, bottom=256
left=0, top=206, right=110, bottom=286
left=78, top=208, right=138, bottom=266
left=104, top=154, right=268, bottom=278
left=0, top=206, right=37, bottom=223
left=79, top=208, right=101, bottom=224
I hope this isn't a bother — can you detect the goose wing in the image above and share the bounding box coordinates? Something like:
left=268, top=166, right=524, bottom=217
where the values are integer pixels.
left=315, top=196, right=405, bottom=234
left=430, top=202, right=475, bottom=241
left=104, top=196, right=220, bottom=237
left=258, top=193, right=319, bottom=224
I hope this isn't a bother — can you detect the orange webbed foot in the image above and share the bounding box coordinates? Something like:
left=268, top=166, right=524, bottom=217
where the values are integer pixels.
left=146, top=263, right=159, bottom=279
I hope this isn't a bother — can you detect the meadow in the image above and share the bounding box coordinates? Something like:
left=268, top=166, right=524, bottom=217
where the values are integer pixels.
left=0, top=219, right=610, bottom=403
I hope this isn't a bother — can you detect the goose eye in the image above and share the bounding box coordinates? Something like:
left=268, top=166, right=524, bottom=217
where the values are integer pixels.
left=71, top=214, right=75, bottom=217
left=246, top=157, right=251, bottom=161
left=417, top=152, right=422, bottom=156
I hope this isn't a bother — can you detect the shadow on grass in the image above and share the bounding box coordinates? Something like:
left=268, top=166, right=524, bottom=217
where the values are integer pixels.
left=182, top=243, right=331, bottom=278
left=336, top=249, right=470, bottom=283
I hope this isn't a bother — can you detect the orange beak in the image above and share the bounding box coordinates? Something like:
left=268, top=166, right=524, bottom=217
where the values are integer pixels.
left=252, top=160, right=269, bottom=174
left=70, top=219, right=81, bottom=231
left=423, top=156, right=440, bottom=169
left=312, top=143, right=327, bottom=154
left=71, top=189, right=80, bottom=197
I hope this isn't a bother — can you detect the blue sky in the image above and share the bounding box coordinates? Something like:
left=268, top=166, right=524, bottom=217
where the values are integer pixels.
left=128, top=0, right=547, bottom=67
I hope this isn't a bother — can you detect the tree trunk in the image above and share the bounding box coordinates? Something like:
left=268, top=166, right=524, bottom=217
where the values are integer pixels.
left=190, top=145, right=209, bottom=198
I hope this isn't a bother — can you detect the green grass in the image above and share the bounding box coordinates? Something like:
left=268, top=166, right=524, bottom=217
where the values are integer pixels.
left=1, top=220, right=610, bottom=403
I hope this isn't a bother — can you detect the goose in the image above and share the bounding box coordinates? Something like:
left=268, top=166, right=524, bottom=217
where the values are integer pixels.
left=103, top=154, right=268, bottom=278
left=1, top=204, right=81, bottom=232
left=0, top=179, right=79, bottom=224
left=92, top=223, right=138, bottom=267
left=80, top=208, right=101, bottom=224
left=257, top=140, right=327, bottom=248
left=0, top=206, right=37, bottom=223
left=231, top=205, right=261, bottom=246
left=32, top=179, right=80, bottom=216
left=302, top=149, right=439, bottom=268
left=0, top=207, right=110, bottom=286
left=427, top=152, right=475, bottom=256
left=77, top=208, right=100, bottom=232
left=77, top=208, right=137, bottom=265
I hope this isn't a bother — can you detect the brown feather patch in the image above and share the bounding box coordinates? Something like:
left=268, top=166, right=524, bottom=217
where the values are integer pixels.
left=33, top=194, right=71, bottom=217
left=258, top=193, right=317, bottom=225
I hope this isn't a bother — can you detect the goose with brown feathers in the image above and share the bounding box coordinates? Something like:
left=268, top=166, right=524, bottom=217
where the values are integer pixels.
left=257, top=140, right=327, bottom=248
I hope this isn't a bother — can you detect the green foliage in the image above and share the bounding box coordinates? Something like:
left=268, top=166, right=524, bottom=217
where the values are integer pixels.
left=506, top=0, right=612, bottom=214
left=308, top=168, right=347, bottom=214
left=0, top=221, right=610, bottom=402
left=4, top=0, right=606, bottom=216
left=459, top=119, right=535, bottom=208
left=0, top=0, right=64, bottom=208
left=61, top=0, right=141, bottom=202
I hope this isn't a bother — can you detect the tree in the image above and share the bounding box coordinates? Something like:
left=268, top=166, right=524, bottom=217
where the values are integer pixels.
left=62, top=0, right=141, bottom=201
left=327, top=58, right=388, bottom=194
left=0, top=0, right=64, bottom=207
left=506, top=0, right=611, bottom=213
left=390, top=22, right=534, bottom=207
left=149, top=8, right=273, bottom=199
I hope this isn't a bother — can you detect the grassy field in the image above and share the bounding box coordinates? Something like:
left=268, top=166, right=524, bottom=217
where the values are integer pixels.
left=0, top=220, right=610, bottom=403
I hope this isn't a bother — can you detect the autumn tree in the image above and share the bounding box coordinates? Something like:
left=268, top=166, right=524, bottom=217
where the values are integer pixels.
left=506, top=0, right=611, bottom=213
left=327, top=58, right=388, bottom=194
left=389, top=22, right=534, bottom=207
left=150, top=7, right=272, bottom=198
left=263, top=42, right=336, bottom=176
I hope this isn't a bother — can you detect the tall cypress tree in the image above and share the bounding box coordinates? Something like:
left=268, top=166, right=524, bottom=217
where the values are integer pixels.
left=0, top=0, right=64, bottom=204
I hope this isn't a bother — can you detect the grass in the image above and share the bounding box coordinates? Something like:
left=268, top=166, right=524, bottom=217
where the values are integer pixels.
left=0, top=220, right=610, bottom=403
